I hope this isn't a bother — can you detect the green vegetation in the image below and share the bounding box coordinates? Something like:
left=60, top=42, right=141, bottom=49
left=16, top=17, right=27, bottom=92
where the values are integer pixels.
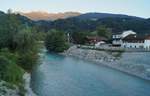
left=71, top=31, right=88, bottom=44
left=14, top=27, right=39, bottom=70
left=70, top=26, right=112, bottom=45
left=0, top=11, right=40, bottom=95
left=0, top=49, right=24, bottom=85
left=43, top=17, right=150, bottom=35
left=96, top=26, right=112, bottom=39
left=0, top=13, right=21, bottom=50
left=45, top=29, right=69, bottom=52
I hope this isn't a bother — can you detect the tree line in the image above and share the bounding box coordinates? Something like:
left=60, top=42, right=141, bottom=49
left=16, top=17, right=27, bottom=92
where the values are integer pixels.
left=0, top=12, right=39, bottom=89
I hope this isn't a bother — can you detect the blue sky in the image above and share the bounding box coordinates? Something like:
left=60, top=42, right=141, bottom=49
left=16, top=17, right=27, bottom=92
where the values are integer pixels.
left=0, top=0, right=149, bottom=18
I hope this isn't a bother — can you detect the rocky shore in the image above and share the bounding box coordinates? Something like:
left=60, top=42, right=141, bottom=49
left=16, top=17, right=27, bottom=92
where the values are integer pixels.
left=23, top=73, right=37, bottom=96
left=0, top=81, right=19, bottom=96
left=0, top=73, right=36, bottom=96
left=63, top=46, right=150, bottom=80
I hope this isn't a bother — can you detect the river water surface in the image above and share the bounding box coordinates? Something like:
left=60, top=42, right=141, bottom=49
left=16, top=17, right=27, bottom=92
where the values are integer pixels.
left=31, top=52, right=150, bottom=96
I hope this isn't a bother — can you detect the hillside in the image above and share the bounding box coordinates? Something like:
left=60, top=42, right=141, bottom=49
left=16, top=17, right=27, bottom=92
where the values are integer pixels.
left=0, top=10, right=150, bottom=35
left=36, top=16, right=150, bottom=35
left=32, top=12, right=150, bottom=35
left=75, top=13, right=144, bottom=20
left=0, top=11, right=5, bottom=16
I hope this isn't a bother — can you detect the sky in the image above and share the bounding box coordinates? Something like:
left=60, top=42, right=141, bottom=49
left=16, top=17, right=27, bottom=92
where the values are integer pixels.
left=0, top=0, right=150, bottom=18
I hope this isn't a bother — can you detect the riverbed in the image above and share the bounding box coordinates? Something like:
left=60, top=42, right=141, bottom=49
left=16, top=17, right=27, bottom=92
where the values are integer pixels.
left=31, top=52, right=150, bottom=96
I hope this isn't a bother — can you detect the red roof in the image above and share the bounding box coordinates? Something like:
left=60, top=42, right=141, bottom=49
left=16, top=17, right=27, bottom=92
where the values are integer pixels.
left=86, top=36, right=107, bottom=44
left=123, top=34, right=145, bottom=42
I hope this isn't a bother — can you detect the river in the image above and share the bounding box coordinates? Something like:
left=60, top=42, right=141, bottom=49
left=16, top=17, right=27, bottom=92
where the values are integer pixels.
left=31, top=52, right=150, bottom=96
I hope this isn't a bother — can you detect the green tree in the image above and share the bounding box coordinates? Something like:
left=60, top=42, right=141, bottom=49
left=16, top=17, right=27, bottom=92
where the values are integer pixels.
left=45, top=29, right=69, bottom=52
left=0, top=49, right=24, bottom=85
left=96, top=26, right=112, bottom=39
left=71, top=31, right=88, bottom=44
left=14, top=27, right=39, bottom=70
left=0, top=14, right=21, bottom=50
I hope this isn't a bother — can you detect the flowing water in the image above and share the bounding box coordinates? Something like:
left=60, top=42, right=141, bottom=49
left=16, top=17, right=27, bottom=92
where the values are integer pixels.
left=31, top=52, right=150, bottom=96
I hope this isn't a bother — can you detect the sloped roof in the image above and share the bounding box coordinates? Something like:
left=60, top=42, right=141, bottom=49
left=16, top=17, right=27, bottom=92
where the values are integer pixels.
left=122, top=30, right=136, bottom=38
left=145, top=35, right=150, bottom=40
left=122, top=34, right=145, bottom=42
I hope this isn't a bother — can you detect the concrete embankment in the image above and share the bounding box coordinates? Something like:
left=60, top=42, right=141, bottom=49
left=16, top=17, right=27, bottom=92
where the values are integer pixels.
left=63, top=46, right=150, bottom=80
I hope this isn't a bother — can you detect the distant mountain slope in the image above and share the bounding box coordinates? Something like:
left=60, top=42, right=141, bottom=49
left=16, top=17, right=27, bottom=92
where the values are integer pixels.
left=43, top=15, right=150, bottom=35
left=74, top=13, right=144, bottom=20
left=28, top=12, right=150, bottom=35
left=21, top=11, right=81, bottom=21
left=16, top=14, right=35, bottom=26
left=0, top=10, right=150, bottom=35
left=0, top=11, right=5, bottom=16
left=0, top=10, right=35, bottom=27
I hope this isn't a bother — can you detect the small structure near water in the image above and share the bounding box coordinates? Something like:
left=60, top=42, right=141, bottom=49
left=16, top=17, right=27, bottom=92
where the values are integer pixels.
left=86, top=36, right=108, bottom=45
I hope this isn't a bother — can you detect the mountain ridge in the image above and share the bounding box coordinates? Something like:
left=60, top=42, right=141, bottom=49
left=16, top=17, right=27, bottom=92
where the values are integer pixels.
left=21, top=11, right=146, bottom=21
left=74, top=12, right=145, bottom=20
left=0, top=10, right=150, bottom=35
left=20, top=11, right=81, bottom=21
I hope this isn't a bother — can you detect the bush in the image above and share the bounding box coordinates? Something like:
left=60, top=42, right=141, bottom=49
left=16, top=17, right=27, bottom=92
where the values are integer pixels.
left=45, top=29, right=69, bottom=52
left=71, top=31, right=88, bottom=44
left=0, top=49, right=24, bottom=85
left=14, top=27, right=39, bottom=71
left=18, top=52, right=38, bottom=71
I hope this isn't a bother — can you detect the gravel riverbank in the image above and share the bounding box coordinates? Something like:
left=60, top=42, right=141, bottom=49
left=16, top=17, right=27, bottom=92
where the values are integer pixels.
left=0, top=81, right=19, bottom=96
left=62, top=46, right=150, bottom=80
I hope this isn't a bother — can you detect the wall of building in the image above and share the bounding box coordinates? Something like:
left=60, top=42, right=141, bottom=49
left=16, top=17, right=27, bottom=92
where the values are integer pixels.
left=112, top=40, right=122, bottom=45
left=112, top=35, right=121, bottom=39
left=144, top=40, right=150, bottom=50
left=121, top=42, right=144, bottom=48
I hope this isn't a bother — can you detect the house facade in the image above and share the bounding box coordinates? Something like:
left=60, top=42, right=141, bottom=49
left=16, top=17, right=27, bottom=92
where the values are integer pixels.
left=112, top=30, right=136, bottom=46
left=112, top=30, right=150, bottom=50
left=122, top=34, right=150, bottom=50
left=144, top=38, right=150, bottom=49
left=112, top=34, right=122, bottom=46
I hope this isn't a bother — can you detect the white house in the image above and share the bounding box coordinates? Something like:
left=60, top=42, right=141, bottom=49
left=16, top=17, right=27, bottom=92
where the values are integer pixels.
left=112, top=33, right=122, bottom=46
left=144, top=37, right=150, bottom=49
left=112, top=30, right=150, bottom=50
left=112, top=30, right=136, bottom=46
left=122, top=34, right=150, bottom=50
